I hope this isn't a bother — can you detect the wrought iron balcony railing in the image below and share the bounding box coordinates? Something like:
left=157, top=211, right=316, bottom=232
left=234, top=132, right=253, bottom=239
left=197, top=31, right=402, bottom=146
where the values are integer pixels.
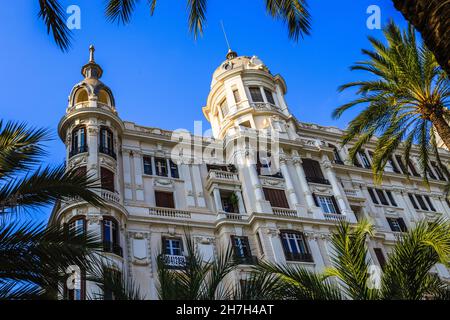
left=99, top=146, right=117, bottom=159
left=103, top=241, right=123, bottom=257
left=69, top=145, right=88, bottom=158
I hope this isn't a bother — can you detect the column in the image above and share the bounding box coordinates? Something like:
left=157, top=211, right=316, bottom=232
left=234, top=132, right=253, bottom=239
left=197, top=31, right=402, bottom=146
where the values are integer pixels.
left=236, top=190, right=246, bottom=214
left=266, top=228, right=285, bottom=264
left=180, top=163, right=195, bottom=207
left=321, top=155, right=355, bottom=219
left=279, top=156, right=300, bottom=209
left=212, top=186, right=223, bottom=212
left=133, top=152, right=144, bottom=201
left=191, top=164, right=206, bottom=207
left=291, top=152, right=316, bottom=212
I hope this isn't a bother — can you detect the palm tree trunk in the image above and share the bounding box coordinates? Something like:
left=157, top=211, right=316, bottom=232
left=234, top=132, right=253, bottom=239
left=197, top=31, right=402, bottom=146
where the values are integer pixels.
left=430, top=113, right=450, bottom=150
left=392, top=0, right=450, bottom=75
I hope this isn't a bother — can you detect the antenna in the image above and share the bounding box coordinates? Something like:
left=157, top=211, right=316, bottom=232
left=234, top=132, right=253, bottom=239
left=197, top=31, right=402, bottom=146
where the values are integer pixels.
left=220, top=20, right=231, bottom=50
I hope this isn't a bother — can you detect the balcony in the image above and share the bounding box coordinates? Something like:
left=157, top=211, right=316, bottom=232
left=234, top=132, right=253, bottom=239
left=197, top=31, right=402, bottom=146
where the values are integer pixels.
left=272, top=207, right=298, bottom=217
left=250, top=102, right=277, bottom=112
left=149, top=207, right=191, bottom=219
left=162, top=254, right=186, bottom=269
left=234, top=255, right=258, bottom=265
left=99, top=146, right=117, bottom=159
left=207, top=169, right=239, bottom=182
left=306, top=177, right=330, bottom=185
left=223, top=212, right=244, bottom=220
left=103, top=241, right=123, bottom=257
left=343, top=189, right=366, bottom=202
left=285, top=252, right=314, bottom=263
left=69, top=145, right=88, bottom=158
left=101, top=190, right=120, bottom=204
left=324, top=213, right=347, bottom=222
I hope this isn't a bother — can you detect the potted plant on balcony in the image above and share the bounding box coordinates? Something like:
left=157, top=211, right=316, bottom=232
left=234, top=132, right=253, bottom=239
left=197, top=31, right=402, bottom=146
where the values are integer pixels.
left=229, top=193, right=239, bottom=213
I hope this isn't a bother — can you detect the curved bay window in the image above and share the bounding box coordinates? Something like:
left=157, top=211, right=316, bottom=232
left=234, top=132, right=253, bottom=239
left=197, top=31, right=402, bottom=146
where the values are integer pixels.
left=99, top=127, right=116, bottom=159
left=280, top=230, right=313, bottom=262
left=70, top=126, right=87, bottom=157
left=102, top=217, right=122, bottom=257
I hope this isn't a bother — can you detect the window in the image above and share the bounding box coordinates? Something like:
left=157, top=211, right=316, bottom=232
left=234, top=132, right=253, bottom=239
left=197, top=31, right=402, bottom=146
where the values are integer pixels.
left=220, top=98, right=229, bottom=117
left=231, top=236, right=255, bottom=264
left=68, top=217, right=85, bottom=236
left=408, top=193, right=419, bottom=210
left=263, top=188, right=289, bottom=209
left=376, top=189, right=389, bottom=206
left=329, top=144, right=343, bottom=164
left=102, top=218, right=122, bottom=256
left=100, top=167, right=114, bottom=192
left=431, top=161, right=446, bottom=181
left=155, top=191, right=175, bottom=208
left=395, top=155, right=408, bottom=174
left=315, top=195, right=340, bottom=214
left=143, top=156, right=152, bottom=175
left=256, top=151, right=280, bottom=176
left=169, top=160, right=179, bottom=178
left=387, top=217, right=407, bottom=232
left=415, top=194, right=429, bottom=211
left=280, top=231, right=313, bottom=262
left=373, top=248, right=386, bottom=270
left=359, top=151, right=371, bottom=169
left=221, top=192, right=239, bottom=213
left=155, top=158, right=168, bottom=177
left=73, top=166, right=87, bottom=178
left=163, top=238, right=182, bottom=256
left=407, top=160, right=420, bottom=177
left=368, top=188, right=397, bottom=207
left=424, top=196, right=436, bottom=212
left=249, top=87, right=264, bottom=102
left=386, top=191, right=397, bottom=207
left=70, top=126, right=87, bottom=157
left=263, top=88, right=275, bottom=104
left=232, top=89, right=241, bottom=103
left=99, top=127, right=115, bottom=158
left=302, top=159, right=329, bottom=185
left=426, top=164, right=437, bottom=180
left=388, top=156, right=401, bottom=173
left=367, top=188, right=378, bottom=204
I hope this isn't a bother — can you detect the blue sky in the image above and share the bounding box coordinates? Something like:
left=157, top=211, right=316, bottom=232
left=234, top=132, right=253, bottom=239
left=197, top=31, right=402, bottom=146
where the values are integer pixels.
left=0, top=1, right=407, bottom=222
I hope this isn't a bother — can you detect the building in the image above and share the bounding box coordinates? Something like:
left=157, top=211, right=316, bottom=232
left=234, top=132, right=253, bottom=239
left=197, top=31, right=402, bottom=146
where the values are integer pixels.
left=49, top=46, right=450, bottom=299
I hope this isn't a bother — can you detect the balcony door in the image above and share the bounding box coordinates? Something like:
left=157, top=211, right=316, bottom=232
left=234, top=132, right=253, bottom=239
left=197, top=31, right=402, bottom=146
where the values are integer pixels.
left=263, top=187, right=289, bottom=209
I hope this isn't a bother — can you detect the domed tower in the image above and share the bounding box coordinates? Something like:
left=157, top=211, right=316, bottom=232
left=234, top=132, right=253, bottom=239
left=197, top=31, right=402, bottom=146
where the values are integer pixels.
left=57, top=46, right=127, bottom=300
left=202, top=50, right=303, bottom=215
left=203, top=49, right=299, bottom=140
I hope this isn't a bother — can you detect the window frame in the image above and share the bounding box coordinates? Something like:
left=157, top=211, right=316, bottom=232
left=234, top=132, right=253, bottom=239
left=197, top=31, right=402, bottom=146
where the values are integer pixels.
left=279, top=230, right=313, bottom=262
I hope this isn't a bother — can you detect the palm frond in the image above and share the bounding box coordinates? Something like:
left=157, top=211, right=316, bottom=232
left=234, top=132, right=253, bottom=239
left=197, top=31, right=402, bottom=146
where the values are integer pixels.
left=105, top=0, right=140, bottom=24
left=38, top=0, right=72, bottom=51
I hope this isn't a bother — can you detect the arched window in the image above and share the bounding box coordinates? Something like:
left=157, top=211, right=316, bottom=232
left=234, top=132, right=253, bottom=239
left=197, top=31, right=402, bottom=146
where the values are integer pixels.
left=70, top=126, right=87, bottom=157
left=98, top=89, right=110, bottom=105
left=102, top=217, right=122, bottom=257
left=99, top=127, right=116, bottom=159
left=75, top=89, right=89, bottom=104
left=100, top=167, right=115, bottom=192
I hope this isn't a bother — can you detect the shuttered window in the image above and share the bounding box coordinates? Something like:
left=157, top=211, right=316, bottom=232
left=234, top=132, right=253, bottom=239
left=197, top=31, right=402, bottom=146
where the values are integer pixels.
left=155, top=191, right=175, bottom=208
left=263, top=188, right=289, bottom=208
left=101, top=167, right=114, bottom=192
left=302, top=159, right=328, bottom=184
left=387, top=217, right=407, bottom=232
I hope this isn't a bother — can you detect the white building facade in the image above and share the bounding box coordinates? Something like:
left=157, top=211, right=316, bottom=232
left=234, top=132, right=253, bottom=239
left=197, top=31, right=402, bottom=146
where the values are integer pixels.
left=49, top=47, right=450, bottom=299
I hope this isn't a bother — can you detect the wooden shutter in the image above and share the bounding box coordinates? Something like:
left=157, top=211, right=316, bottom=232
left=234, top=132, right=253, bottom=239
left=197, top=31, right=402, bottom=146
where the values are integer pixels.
left=155, top=191, right=175, bottom=208
left=74, top=166, right=87, bottom=177
left=312, top=193, right=319, bottom=207
left=263, top=188, right=289, bottom=208
left=331, top=196, right=341, bottom=214
left=101, top=167, right=114, bottom=192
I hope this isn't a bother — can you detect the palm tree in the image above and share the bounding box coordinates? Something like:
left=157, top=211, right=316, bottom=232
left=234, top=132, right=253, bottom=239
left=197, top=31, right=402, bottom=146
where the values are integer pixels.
left=157, top=234, right=237, bottom=300
left=252, top=218, right=450, bottom=300
left=392, top=0, right=450, bottom=75
left=333, top=21, right=450, bottom=183
left=0, top=120, right=104, bottom=299
left=38, top=0, right=311, bottom=51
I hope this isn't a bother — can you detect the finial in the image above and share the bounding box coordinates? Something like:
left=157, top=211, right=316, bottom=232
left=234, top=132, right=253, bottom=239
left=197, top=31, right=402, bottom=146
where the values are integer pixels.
left=220, top=21, right=237, bottom=60
left=89, top=45, right=95, bottom=62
